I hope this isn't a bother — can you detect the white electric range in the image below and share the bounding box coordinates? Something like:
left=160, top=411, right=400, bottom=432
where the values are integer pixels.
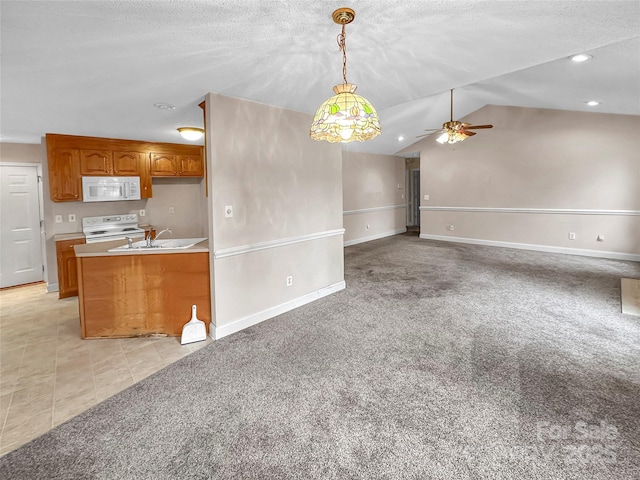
left=82, top=214, right=146, bottom=244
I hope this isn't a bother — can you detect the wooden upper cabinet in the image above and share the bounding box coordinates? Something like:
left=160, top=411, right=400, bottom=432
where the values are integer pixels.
left=46, top=134, right=203, bottom=202
left=81, top=149, right=141, bottom=176
left=136, top=152, right=152, bottom=198
left=150, top=153, right=204, bottom=177
left=112, top=151, right=141, bottom=175
left=150, top=153, right=178, bottom=176
left=80, top=149, right=112, bottom=175
left=178, top=155, right=204, bottom=177
left=50, top=148, right=81, bottom=201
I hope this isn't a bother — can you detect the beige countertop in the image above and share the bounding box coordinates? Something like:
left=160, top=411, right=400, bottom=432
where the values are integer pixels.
left=54, top=232, right=85, bottom=242
left=74, top=238, right=209, bottom=257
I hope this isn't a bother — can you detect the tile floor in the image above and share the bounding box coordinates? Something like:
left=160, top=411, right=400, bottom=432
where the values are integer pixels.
left=0, top=283, right=212, bottom=456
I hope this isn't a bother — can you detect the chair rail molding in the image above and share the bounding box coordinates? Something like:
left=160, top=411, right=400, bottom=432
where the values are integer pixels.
left=344, top=204, right=407, bottom=215
left=419, top=206, right=640, bottom=216
left=213, top=228, right=345, bottom=259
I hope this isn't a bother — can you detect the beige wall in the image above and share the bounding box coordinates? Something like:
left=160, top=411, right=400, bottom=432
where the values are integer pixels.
left=342, top=151, right=406, bottom=245
left=0, top=142, right=44, bottom=163
left=205, top=93, right=345, bottom=338
left=418, top=105, right=640, bottom=259
left=144, top=178, right=207, bottom=237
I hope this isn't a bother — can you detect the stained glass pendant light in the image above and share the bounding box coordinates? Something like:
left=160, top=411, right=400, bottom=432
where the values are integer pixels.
left=310, top=8, right=381, bottom=143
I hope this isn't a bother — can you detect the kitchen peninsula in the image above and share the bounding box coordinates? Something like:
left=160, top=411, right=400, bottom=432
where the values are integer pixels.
left=74, top=239, right=211, bottom=339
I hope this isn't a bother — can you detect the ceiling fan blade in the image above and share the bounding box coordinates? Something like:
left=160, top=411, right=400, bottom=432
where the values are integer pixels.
left=417, top=129, right=445, bottom=138
left=464, top=124, right=493, bottom=129
left=461, top=130, right=477, bottom=136
left=422, top=128, right=442, bottom=132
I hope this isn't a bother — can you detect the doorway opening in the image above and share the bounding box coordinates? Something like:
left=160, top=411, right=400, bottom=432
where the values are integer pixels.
left=405, top=157, right=420, bottom=235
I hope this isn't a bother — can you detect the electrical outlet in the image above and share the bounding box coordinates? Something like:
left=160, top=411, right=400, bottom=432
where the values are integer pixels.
left=366, top=224, right=370, bottom=230
left=225, top=205, right=233, bottom=218
left=169, top=207, right=175, bottom=214
left=569, top=232, right=576, bottom=240
left=397, top=184, right=402, bottom=189
left=447, top=224, right=454, bottom=231
left=68, top=214, right=76, bottom=222
left=55, top=215, right=62, bottom=223
left=424, top=194, right=430, bottom=201
left=139, top=209, right=146, bottom=217
left=286, top=275, right=293, bottom=287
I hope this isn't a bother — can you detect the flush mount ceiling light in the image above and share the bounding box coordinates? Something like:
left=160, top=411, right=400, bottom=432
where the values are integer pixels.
left=177, top=127, right=204, bottom=141
left=570, top=53, right=593, bottom=62
left=310, top=7, right=381, bottom=143
left=586, top=100, right=600, bottom=106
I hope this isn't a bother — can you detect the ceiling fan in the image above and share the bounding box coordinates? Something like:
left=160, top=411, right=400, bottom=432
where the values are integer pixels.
left=418, top=89, right=493, bottom=144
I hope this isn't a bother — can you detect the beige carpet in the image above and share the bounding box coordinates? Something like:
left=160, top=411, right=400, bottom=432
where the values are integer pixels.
left=2, top=236, right=640, bottom=479
left=621, top=278, right=640, bottom=316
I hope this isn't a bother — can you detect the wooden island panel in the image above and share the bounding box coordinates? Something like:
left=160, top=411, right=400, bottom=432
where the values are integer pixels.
left=77, top=252, right=210, bottom=338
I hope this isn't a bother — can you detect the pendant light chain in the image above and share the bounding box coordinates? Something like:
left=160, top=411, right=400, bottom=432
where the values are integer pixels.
left=337, top=24, right=347, bottom=84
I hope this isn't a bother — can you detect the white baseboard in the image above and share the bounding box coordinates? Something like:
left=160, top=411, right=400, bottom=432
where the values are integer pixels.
left=344, top=228, right=407, bottom=247
left=420, top=234, right=640, bottom=262
left=47, top=282, right=59, bottom=293
left=210, top=280, right=346, bottom=340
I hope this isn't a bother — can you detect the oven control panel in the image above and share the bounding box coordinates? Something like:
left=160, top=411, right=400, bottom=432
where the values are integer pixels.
left=83, top=214, right=138, bottom=226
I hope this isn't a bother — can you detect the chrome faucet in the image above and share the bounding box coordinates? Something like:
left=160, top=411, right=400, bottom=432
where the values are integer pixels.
left=147, top=228, right=172, bottom=247
left=126, top=236, right=133, bottom=249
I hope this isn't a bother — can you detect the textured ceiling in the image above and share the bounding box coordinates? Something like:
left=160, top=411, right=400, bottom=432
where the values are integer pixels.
left=1, top=0, right=639, bottom=156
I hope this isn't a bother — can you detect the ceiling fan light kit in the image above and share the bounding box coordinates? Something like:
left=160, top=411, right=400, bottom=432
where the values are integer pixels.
left=310, top=8, right=381, bottom=143
left=420, top=89, right=493, bottom=145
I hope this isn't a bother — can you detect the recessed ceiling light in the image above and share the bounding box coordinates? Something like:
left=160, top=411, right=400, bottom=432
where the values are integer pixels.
left=586, top=100, right=600, bottom=106
left=398, top=136, right=405, bottom=141
left=154, top=103, right=176, bottom=110
left=570, top=54, right=593, bottom=63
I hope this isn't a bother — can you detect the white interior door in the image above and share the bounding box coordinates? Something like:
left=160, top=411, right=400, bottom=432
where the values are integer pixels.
left=0, top=165, right=44, bottom=288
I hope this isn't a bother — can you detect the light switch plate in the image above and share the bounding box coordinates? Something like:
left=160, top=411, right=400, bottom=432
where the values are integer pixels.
left=68, top=214, right=76, bottom=222
left=55, top=215, right=62, bottom=223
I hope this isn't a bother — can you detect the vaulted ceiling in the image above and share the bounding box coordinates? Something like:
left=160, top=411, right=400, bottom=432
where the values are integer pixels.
left=1, top=1, right=638, bottom=156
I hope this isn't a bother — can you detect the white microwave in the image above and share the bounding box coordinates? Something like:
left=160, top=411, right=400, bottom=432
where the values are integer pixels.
left=82, top=176, right=141, bottom=202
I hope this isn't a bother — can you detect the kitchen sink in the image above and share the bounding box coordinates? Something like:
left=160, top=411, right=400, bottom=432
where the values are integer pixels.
left=108, top=238, right=208, bottom=252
